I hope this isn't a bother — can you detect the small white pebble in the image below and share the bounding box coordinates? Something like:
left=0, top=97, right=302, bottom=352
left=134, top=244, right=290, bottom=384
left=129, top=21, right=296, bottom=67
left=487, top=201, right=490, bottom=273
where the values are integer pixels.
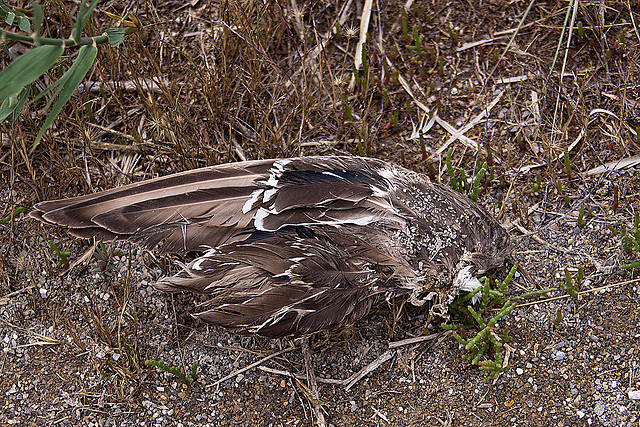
left=628, top=389, right=640, bottom=400
left=516, top=368, right=524, bottom=375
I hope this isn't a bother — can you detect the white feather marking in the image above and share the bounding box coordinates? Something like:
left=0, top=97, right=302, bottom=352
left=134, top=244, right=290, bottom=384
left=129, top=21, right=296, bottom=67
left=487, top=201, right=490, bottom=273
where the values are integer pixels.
left=242, top=189, right=264, bottom=214
left=370, top=185, right=387, bottom=197
left=263, top=175, right=279, bottom=188
left=322, top=171, right=346, bottom=180
left=454, top=265, right=482, bottom=292
left=377, top=167, right=397, bottom=181
left=256, top=305, right=292, bottom=331
left=273, top=159, right=290, bottom=170
left=191, top=248, right=218, bottom=271
left=260, top=159, right=290, bottom=188
left=263, top=188, right=277, bottom=203
left=254, top=208, right=270, bottom=231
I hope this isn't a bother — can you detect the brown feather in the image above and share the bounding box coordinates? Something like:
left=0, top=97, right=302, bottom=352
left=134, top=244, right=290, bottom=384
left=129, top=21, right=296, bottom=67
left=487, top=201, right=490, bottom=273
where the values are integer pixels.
left=31, top=156, right=511, bottom=337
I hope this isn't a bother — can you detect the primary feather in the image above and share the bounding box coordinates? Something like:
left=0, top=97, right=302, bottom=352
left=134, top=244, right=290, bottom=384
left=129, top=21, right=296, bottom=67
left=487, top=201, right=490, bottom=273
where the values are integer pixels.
left=32, top=156, right=510, bottom=337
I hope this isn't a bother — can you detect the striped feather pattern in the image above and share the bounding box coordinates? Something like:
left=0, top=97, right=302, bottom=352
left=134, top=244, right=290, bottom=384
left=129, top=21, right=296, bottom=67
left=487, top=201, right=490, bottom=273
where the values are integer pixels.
left=31, top=156, right=510, bottom=337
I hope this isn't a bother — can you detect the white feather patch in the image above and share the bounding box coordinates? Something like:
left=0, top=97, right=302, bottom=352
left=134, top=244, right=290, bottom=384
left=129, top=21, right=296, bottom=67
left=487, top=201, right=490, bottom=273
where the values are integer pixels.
left=253, top=207, right=270, bottom=231
left=377, top=167, right=397, bottom=181
left=191, top=248, right=218, bottom=271
left=242, top=189, right=264, bottom=214
left=263, top=188, right=278, bottom=203
left=454, top=265, right=482, bottom=292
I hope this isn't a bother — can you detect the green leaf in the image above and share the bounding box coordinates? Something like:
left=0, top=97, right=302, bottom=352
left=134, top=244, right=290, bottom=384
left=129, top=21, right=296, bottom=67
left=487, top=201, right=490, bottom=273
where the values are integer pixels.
left=4, top=10, right=14, bottom=25
left=0, top=44, right=64, bottom=102
left=106, top=28, right=125, bottom=46
left=72, top=0, right=99, bottom=43
left=32, top=2, right=43, bottom=36
left=30, top=44, right=97, bottom=154
left=0, top=91, right=21, bottom=122
left=11, top=86, right=29, bottom=120
left=18, top=15, right=30, bottom=32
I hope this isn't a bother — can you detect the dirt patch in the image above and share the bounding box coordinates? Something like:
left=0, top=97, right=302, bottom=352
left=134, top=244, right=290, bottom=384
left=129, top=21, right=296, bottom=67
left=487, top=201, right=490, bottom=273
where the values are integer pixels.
left=1, top=0, right=640, bottom=426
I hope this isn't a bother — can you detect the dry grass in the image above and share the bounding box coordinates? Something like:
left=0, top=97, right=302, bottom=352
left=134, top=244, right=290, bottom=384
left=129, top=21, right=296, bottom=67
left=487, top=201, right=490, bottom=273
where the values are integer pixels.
left=2, top=0, right=640, bottom=425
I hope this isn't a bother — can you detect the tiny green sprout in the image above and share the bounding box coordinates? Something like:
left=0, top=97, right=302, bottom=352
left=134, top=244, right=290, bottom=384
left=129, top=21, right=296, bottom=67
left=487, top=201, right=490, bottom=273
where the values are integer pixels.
left=447, top=25, right=459, bottom=43
left=577, top=205, right=587, bottom=227
left=345, top=104, right=353, bottom=122
left=564, top=151, right=572, bottom=179
left=48, top=240, right=70, bottom=268
left=0, top=206, right=28, bottom=224
left=459, top=168, right=469, bottom=192
left=621, top=225, right=640, bottom=268
left=390, top=110, right=399, bottom=127
left=361, top=44, right=369, bottom=77
left=560, top=267, right=582, bottom=301
left=92, top=241, right=123, bottom=279
left=146, top=359, right=200, bottom=385
left=470, top=161, right=488, bottom=202
left=409, top=26, right=423, bottom=55
left=333, top=23, right=341, bottom=38
left=620, top=33, right=625, bottom=45
left=556, top=181, right=570, bottom=205
left=577, top=21, right=584, bottom=38
left=530, top=172, right=541, bottom=193
left=552, top=309, right=563, bottom=328
left=426, top=47, right=435, bottom=65
left=356, top=141, right=365, bottom=157
left=382, top=88, right=390, bottom=109
left=491, top=49, right=500, bottom=65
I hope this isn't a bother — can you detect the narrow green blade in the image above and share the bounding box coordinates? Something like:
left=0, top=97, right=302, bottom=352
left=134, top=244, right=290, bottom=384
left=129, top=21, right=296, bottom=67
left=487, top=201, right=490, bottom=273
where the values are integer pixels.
left=30, top=44, right=97, bottom=154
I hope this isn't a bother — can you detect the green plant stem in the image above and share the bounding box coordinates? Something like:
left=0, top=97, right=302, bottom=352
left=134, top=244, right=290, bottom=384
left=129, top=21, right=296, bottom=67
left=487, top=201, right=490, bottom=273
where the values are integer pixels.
left=0, top=26, right=139, bottom=47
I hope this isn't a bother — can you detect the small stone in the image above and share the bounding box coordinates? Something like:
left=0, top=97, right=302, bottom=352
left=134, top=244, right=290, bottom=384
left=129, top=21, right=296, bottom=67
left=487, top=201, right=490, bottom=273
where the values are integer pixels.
left=553, top=351, right=566, bottom=361
left=628, top=389, right=640, bottom=400
left=516, top=368, right=524, bottom=375
left=594, top=402, right=605, bottom=416
left=577, top=410, right=585, bottom=418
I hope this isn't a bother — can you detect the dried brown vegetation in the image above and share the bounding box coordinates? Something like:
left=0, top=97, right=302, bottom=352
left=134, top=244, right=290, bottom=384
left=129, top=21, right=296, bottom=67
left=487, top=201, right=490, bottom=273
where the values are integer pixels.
left=1, top=0, right=640, bottom=425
